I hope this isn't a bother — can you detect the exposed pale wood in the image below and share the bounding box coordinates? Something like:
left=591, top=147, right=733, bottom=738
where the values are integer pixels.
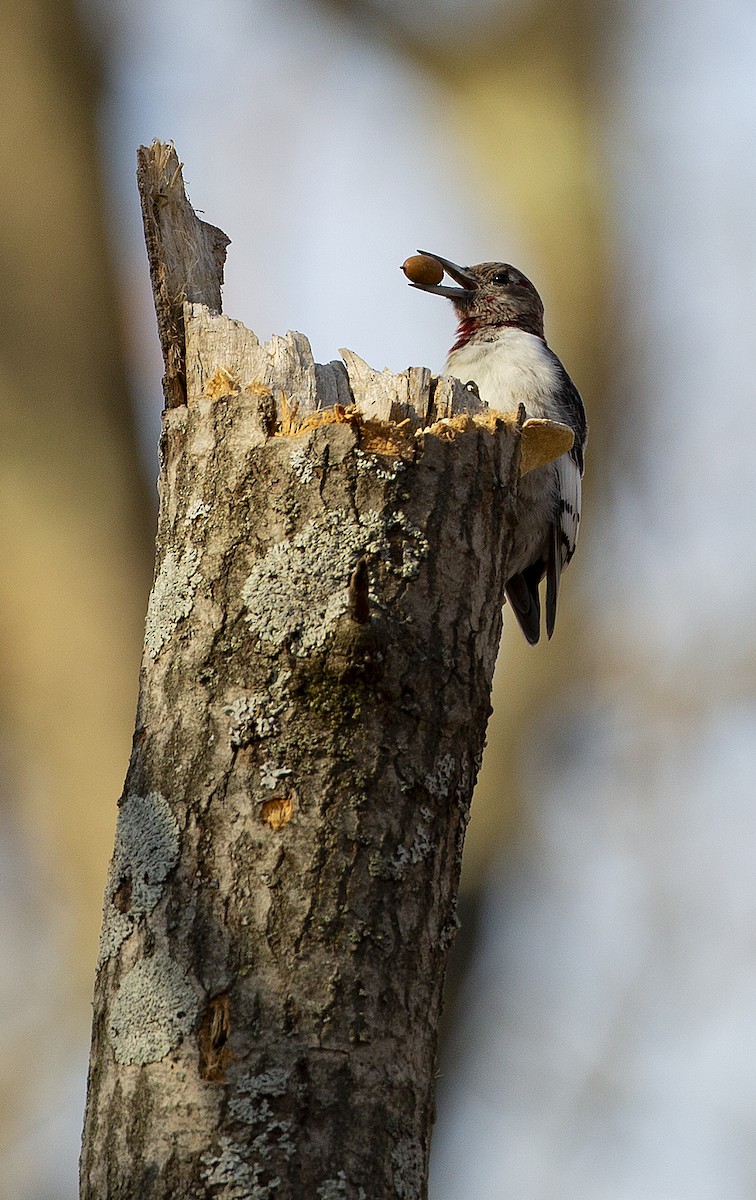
left=520, top=417, right=574, bottom=476
left=137, top=141, right=230, bottom=408
left=431, top=373, right=486, bottom=421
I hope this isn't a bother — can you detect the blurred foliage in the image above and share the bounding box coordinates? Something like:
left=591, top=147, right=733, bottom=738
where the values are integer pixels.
left=0, top=0, right=152, bottom=983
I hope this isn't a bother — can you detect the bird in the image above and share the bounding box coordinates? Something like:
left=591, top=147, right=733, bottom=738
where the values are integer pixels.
left=407, top=251, right=587, bottom=645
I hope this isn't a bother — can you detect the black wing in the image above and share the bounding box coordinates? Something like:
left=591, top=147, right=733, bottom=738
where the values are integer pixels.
left=510, top=367, right=587, bottom=643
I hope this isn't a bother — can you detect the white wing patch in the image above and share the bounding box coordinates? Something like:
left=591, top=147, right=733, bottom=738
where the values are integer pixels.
left=556, top=454, right=582, bottom=567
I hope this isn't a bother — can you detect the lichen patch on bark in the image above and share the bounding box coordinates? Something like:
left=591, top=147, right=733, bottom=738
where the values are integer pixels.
left=98, top=791, right=179, bottom=965
left=109, top=953, right=198, bottom=1064
left=240, top=508, right=427, bottom=654
left=391, top=1136, right=425, bottom=1200
left=144, top=545, right=202, bottom=658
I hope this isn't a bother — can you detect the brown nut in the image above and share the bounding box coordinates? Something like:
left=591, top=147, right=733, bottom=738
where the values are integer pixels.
left=401, top=254, right=444, bottom=286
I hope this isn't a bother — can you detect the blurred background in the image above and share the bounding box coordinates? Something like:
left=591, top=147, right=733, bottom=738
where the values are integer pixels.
left=2, top=0, right=756, bottom=1196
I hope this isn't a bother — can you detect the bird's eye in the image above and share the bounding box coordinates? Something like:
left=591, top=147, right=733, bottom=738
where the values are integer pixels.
left=492, top=269, right=510, bottom=286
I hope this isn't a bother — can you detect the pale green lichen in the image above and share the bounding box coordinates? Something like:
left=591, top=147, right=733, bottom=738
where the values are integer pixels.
left=392, top=512, right=428, bottom=579
left=144, top=545, right=202, bottom=658
left=241, top=509, right=427, bottom=654
left=424, top=752, right=456, bottom=798
left=200, top=1137, right=280, bottom=1199
left=387, top=819, right=433, bottom=877
left=317, top=1171, right=366, bottom=1199
left=391, top=1137, right=423, bottom=1200
left=225, top=1071, right=295, bottom=1167
left=246, top=1105, right=295, bottom=1161
left=406, top=823, right=433, bottom=864
left=234, top=1099, right=294, bottom=1160
left=109, top=953, right=198, bottom=1065
left=98, top=791, right=180, bottom=965
left=229, top=1068, right=290, bottom=1124
left=289, top=445, right=316, bottom=484
left=241, top=510, right=382, bottom=653
left=259, top=762, right=292, bottom=790
left=224, top=694, right=281, bottom=748
left=354, top=448, right=406, bottom=481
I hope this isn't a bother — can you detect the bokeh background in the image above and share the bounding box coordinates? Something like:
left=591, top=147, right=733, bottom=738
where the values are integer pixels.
left=3, top=1, right=756, bottom=1196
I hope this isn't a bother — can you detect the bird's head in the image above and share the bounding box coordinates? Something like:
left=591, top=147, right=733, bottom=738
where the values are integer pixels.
left=408, top=252, right=546, bottom=345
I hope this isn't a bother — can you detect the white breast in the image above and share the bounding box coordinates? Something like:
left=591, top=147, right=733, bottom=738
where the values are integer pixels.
left=445, top=328, right=562, bottom=422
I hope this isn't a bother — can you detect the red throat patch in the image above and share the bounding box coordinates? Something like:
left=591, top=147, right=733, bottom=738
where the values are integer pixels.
left=450, top=313, right=546, bottom=352
left=450, top=317, right=479, bottom=353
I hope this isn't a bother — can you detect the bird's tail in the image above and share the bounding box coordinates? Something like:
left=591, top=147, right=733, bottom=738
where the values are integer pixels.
left=505, top=565, right=542, bottom=645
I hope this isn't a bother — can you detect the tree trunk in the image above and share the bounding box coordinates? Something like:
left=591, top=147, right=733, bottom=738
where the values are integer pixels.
left=80, top=141, right=569, bottom=1200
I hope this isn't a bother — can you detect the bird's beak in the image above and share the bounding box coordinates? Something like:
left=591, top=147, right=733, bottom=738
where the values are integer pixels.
left=410, top=251, right=479, bottom=298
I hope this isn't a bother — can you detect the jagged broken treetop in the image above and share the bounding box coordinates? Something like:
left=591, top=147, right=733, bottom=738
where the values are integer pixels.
left=136, top=139, right=573, bottom=471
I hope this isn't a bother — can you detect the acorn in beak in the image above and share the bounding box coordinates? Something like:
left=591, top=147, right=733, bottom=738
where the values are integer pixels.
left=401, top=251, right=479, bottom=298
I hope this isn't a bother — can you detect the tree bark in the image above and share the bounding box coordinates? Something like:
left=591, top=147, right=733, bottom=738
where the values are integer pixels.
left=80, top=142, right=570, bottom=1200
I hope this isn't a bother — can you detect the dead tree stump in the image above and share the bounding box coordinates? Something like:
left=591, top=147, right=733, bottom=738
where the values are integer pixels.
left=80, top=141, right=571, bottom=1200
